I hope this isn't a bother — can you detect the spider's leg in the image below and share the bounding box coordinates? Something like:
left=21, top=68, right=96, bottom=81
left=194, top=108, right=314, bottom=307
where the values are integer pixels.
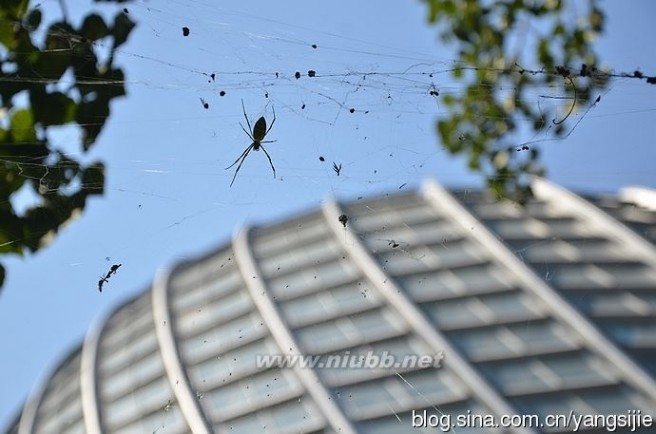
left=241, top=99, right=253, bottom=135
left=229, top=146, right=253, bottom=187
left=226, top=144, right=254, bottom=170
left=259, top=145, right=276, bottom=179
left=265, top=106, right=276, bottom=136
left=239, top=123, right=255, bottom=142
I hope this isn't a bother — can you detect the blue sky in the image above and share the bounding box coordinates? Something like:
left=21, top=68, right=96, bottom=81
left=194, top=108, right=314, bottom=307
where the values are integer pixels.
left=1, top=0, right=655, bottom=426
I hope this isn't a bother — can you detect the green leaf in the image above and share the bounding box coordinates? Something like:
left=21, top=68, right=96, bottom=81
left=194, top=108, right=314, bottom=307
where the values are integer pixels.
left=45, top=22, right=75, bottom=50
left=102, top=68, right=126, bottom=99
left=589, top=7, right=604, bottom=32
left=25, top=8, right=41, bottom=29
left=10, top=109, right=36, bottom=142
left=0, top=160, right=26, bottom=196
left=30, top=91, right=77, bottom=126
left=112, top=11, right=135, bottom=48
left=22, top=206, right=60, bottom=251
left=0, top=0, right=29, bottom=20
left=1, top=0, right=133, bottom=292
left=76, top=98, right=110, bottom=150
left=0, top=18, right=14, bottom=47
left=423, top=0, right=610, bottom=203
left=82, top=162, right=105, bottom=195
left=0, top=210, right=24, bottom=255
left=32, top=23, right=75, bottom=80
left=71, top=43, right=98, bottom=79
left=80, top=13, right=110, bottom=41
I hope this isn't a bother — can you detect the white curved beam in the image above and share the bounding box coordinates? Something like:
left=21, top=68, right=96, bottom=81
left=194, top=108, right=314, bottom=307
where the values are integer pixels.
left=80, top=301, right=119, bottom=434
left=17, top=360, right=54, bottom=434
left=321, top=197, right=532, bottom=433
left=534, top=178, right=656, bottom=267
left=423, top=178, right=656, bottom=402
left=152, top=265, right=214, bottom=434
left=232, top=226, right=357, bottom=434
left=619, top=186, right=656, bottom=212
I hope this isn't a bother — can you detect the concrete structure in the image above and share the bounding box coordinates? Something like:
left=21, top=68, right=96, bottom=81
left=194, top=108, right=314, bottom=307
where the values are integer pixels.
left=5, top=178, right=656, bottom=433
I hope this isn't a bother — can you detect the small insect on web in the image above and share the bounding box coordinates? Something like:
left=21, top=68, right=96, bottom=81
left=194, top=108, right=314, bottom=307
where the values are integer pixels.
left=226, top=100, right=277, bottom=187
left=97, top=263, right=122, bottom=292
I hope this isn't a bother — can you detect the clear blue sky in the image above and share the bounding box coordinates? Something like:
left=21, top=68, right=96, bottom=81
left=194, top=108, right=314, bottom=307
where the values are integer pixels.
left=1, top=0, right=655, bottom=426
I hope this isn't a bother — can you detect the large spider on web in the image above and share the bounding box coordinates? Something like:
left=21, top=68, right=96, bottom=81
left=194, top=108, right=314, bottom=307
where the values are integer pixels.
left=226, top=100, right=276, bottom=187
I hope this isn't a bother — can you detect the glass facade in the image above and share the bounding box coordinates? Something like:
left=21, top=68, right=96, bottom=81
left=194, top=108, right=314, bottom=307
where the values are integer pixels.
left=7, top=179, right=656, bottom=433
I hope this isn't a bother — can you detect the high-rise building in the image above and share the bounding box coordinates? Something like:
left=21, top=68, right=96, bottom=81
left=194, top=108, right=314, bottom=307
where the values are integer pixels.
left=6, top=178, right=656, bottom=433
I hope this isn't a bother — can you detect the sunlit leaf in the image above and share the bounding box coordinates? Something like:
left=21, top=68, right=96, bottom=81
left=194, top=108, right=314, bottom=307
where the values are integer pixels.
left=0, top=0, right=132, bottom=291
left=424, top=0, right=607, bottom=203
left=10, top=109, right=36, bottom=142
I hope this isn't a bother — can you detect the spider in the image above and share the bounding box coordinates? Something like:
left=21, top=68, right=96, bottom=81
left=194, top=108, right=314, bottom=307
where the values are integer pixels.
left=226, top=100, right=276, bottom=187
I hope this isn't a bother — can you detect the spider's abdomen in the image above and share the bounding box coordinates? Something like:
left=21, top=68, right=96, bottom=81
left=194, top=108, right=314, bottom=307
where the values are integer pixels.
left=253, top=117, right=267, bottom=141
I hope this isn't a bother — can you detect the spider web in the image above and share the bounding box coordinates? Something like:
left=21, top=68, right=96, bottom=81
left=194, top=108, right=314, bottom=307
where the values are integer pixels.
left=1, top=0, right=655, bottom=432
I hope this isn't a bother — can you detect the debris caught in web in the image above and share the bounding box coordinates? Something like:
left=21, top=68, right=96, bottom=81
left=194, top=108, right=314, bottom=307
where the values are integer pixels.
left=98, top=263, right=122, bottom=292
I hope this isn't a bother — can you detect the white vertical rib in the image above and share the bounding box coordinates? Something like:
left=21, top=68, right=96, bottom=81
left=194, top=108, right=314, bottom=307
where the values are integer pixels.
left=152, top=265, right=214, bottom=434
left=232, top=226, right=357, bottom=434
left=18, top=347, right=86, bottom=434
left=321, top=199, right=533, bottom=433
left=619, top=186, right=656, bottom=212
left=423, top=178, right=656, bottom=401
left=17, top=364, right=49, bottom=434
left=80, top=306, right=110, bottom=434
left=534, top=178, right=656, bottom=267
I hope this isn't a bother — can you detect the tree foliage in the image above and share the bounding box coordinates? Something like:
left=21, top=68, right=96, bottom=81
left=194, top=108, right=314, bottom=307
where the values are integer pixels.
left=423, top=0, right=611, bottom=203
left=0, top=0, right=134, bottom=291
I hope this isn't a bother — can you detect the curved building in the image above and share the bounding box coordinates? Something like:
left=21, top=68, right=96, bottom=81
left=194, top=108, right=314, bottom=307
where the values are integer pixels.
left=5, top=178, right=656, bottom=433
